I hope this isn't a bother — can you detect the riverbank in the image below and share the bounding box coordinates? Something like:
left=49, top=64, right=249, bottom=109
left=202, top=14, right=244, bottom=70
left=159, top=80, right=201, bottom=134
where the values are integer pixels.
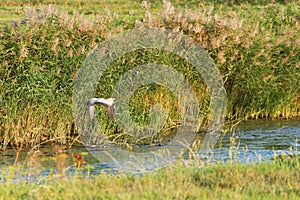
left=1, top=155, right=299, bottom=199
left=0, top=118, right=299, bottom=199
left=1, top=0, right=299, bottom=149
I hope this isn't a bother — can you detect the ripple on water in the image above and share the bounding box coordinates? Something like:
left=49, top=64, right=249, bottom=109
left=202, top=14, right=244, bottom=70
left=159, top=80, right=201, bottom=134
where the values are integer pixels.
left=208, top=118, right=300, bottom=163
left=0, top=118, right=299, bottom=180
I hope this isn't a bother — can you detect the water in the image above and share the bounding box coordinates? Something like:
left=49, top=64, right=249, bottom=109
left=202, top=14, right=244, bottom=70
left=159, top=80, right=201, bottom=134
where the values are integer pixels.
left=210, top=118, right=300, bottom=163
left=1, top=118, right=299, bottom=181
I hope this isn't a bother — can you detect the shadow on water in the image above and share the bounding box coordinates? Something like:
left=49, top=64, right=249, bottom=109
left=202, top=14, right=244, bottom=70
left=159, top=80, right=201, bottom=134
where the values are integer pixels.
left=1, top=118, right=299, bottom=181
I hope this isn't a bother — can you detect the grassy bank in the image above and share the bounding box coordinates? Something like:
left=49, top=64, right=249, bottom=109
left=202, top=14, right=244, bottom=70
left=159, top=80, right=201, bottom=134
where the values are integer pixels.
left=1, top=155, right=300, bottom=199
left=0, top=0, right=300, bottom=149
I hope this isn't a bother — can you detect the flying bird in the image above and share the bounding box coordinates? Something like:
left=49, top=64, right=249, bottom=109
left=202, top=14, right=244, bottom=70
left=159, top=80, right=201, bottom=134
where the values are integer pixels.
left=86, top=98, right=116, bottom=121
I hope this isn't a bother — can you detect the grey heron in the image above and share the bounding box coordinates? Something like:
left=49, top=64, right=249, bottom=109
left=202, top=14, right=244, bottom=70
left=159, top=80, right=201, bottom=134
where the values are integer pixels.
left=86, top=98, right=116, bottom=121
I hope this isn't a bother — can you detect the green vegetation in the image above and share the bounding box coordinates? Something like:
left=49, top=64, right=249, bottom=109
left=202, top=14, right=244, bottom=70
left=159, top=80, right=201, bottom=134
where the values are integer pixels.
left=1, top=155, right=300, bottom=199
left=1, top=1, right=299, bottom=198
left=0, top=0, right=300, bottom=149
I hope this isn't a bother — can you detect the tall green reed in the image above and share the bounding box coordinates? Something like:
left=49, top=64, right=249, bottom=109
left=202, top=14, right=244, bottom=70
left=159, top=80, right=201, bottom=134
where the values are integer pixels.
left=0, top=6, right=123, bottom=149
left=0, top=1, right=299, bottom=149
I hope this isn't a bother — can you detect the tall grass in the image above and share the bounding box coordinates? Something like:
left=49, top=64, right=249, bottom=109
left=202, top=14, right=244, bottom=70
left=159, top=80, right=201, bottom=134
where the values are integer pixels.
left=0, top=1, right=299, bottom=149
left=0, top=6, right=122, bottom=149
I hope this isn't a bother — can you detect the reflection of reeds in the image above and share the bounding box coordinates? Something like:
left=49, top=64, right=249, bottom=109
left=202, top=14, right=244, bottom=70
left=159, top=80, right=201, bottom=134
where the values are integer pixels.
left=1, top=146, right=299, bottom=198
left=1, top=1, right=299, bottom=149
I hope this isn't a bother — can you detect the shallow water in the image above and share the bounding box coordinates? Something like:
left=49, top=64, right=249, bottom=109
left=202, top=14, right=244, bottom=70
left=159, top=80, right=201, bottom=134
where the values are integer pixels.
left=1, top=118, right=299, bottom=181
left=210, top=118, right=300, bottom=163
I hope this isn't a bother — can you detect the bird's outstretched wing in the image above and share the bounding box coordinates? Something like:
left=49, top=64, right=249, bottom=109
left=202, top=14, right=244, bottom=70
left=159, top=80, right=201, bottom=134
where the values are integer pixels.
left=86, top=98, right=115, bottom=121
left=107, top=104, right=116, bottom=120
left=87, top=104, right=95, bottom=120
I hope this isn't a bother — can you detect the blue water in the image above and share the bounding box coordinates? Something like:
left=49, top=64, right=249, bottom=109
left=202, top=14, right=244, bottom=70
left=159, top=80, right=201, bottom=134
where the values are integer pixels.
left=1, top=118, right=299, bottom=182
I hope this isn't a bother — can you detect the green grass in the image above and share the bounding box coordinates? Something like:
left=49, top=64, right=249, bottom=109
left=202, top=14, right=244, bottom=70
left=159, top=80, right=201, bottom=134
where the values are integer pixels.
left=1, top=155, right=300, bottom=199
left=0, top=1, right=299, bottom=199
left=0, top=0, right=163, bottom=25
left=0, top=0, right=300, bottom=149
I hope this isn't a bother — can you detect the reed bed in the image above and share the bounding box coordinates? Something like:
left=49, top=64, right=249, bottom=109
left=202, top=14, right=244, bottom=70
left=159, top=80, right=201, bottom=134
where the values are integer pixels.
left=0, top=0, right=299, bottom=149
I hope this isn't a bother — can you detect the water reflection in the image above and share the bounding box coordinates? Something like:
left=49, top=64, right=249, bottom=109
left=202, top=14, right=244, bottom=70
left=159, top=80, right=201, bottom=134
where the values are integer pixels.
left=210, top=118, right=300, bottom=163
left=0, top=118, right=299, bottom=180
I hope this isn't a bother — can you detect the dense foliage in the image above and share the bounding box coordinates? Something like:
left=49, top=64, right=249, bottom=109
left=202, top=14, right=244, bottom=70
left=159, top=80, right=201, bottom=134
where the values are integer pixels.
left=0, top=1, right=299, bottom=149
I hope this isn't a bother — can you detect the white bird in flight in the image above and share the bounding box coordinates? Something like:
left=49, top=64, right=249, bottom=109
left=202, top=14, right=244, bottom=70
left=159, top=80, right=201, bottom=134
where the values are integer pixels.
left=86, top=98, right=116, bottom=121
